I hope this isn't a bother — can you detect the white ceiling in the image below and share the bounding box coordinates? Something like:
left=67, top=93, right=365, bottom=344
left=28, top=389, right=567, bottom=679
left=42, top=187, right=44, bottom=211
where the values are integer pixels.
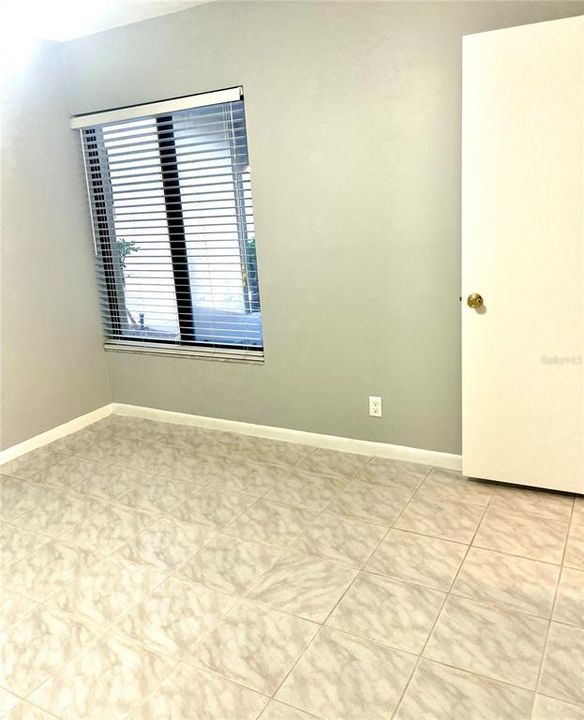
left=66, top=1, right=211, bottom=41
left=4, top=0, right=213, bottom=43
left=5, top=0, right=456, bottom=44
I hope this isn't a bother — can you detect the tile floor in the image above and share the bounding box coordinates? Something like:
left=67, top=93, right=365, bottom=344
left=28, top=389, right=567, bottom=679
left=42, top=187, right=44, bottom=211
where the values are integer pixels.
left=0, top=415, right=583, bottom=719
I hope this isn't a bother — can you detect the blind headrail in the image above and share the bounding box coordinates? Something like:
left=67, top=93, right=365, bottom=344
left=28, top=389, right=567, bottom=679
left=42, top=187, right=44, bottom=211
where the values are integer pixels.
left=70, top=87, right=243, bottom=130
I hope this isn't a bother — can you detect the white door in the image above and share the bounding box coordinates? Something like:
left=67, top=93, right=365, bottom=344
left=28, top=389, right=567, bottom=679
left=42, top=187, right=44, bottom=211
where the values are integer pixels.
left=462, top=16, right=584, bottom=493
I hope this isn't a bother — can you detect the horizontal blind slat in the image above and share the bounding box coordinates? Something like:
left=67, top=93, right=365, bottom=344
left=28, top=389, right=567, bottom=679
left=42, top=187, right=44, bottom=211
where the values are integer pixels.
left=80, top=95, right=263, bottom=354
left=88, top=129, right=250, bottom=155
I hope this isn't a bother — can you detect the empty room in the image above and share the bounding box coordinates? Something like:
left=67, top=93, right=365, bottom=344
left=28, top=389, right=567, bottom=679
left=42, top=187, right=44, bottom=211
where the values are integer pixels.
left=0, top=1, right=583, bottom=718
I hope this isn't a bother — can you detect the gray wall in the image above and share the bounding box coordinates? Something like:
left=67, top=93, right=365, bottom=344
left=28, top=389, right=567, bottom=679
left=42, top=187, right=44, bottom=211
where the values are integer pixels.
left=0, top=41, right=111, bottom=449
left=60, top=1, right=584, bottom=454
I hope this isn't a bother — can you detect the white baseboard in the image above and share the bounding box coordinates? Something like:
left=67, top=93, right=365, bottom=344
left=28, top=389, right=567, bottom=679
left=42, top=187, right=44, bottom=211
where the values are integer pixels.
left=0, top=401, right=461, bottom=471
left=112, top=403, right=462, bottom=470
left=0, top=404, right=113, bottom=464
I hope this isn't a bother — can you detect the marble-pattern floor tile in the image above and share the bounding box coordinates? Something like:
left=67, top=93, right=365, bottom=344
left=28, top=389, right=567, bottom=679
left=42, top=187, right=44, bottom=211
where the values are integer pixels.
left=176, top=534, right=282, bottom=595
left=297, top=448, right=369, bottom=479
left=15, top=489, right=104, bottom=539
left=129, top=663, right=268, bottom=720
left=417, top=468, right=494, bottom=506
left=29, top=629, right=174, bottom=720
left=50, top=555, right=166, bottom=625
left=2, top=539, right=101, bottom=602
left=211, top=433, right=263, bottom=451
left=0, top=476, right=50, bottom=521
left=260, top=702, right=324, bottom=719
left=75, top=435, right=145, bottom=467
left=489, top=485, right=574, bottom=521
left=74, top=465, right=147, bottom=501
left=195, top=457, right=284, bottom=496
left=111, top=418, right=172, bottom=444
left=452, top=547, right=559, bottom=616
left=117, top=576, right=233, bottom=660
left=263, top=469, right=346, bottom=513
left=126, top=441, right=180, bottom=470
left=355, top=457, right=429, bottom=491
left=118, top=474, right=201, bottom=514
left=532, top=694, right=584, bottom=719
left=366, top=529, right=466, bottom=590
left=117, top=515, right=214, bottom=572
left=326, top=480, right=412, bottom=525
left=327, top=571, right=445, bottom=653
left=89, top=419, right=137, bottom=440
left=0, top=446, right=67, bottom=480
left=473, top=508, right=569, bottom=563
left=293, top=513, right=386, bottom=568
left=4, top=420, right=582, bottom=720
left=424, top=595, right=548, bottom=689
left=0, top=523, right=50, bottom=569
left=62, top=501, right=155, bottom=555
left=28, top=456, right=107, bottom=491
left=0, top=588, right=37, bottom=632
left=50, top=428, right=100, bottom=456
left=156, top=458, right=233, bottom=485
left=119, top=443, right=214, bottom=480
left=103, top=417, right=179, bottom=444
left=169, top=488, right=256, bottom=527
left=539, top=621, right=584, bottom=705
left=0, top=688, right=19, bottom=716
left=395, top=496, right=485, bottom=543
left=277, top=627, right=416, bottom=720
left=247, top=551, right=356, bottom=623
left=211, top=434, right=276, bottom=455
left=395, top=659, right=533, bottom=720
left=194, top=600, right=318, bottom=694
left=4, top=702, right=61, bottom=719
left=565, top=522, right=584, bottom=569
left=153, top=424, right=215, bottom=450
left=0, top=606, right=95, bottom=696
left=203, top=430, right=255, bottom=455
left=239, top=438, right=314, bottom=467
left=553, top=567, right=584, bottom=627
left=227, top=500, right=315, bottom=547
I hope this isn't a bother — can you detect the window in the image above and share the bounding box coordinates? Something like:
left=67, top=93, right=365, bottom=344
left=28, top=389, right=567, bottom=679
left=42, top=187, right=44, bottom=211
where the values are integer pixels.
left=73, top=87, right=263, bottom=361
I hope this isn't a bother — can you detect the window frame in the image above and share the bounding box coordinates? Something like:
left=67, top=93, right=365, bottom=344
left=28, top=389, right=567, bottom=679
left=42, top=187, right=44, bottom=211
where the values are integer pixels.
left=75, top=87, right=265, bottom=362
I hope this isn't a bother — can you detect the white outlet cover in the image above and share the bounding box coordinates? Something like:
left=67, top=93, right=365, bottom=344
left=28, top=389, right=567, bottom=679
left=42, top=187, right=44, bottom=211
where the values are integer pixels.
left=369, top=396, right=382, bottom=417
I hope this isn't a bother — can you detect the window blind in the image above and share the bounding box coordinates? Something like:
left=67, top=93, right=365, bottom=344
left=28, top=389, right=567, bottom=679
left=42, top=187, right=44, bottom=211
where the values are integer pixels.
left=75, top=87, right=264, bottom=361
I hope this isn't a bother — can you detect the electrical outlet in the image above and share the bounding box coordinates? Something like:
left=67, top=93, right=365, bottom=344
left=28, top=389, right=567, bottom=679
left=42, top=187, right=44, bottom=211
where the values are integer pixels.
left=369, top=396, right=382, bottom=417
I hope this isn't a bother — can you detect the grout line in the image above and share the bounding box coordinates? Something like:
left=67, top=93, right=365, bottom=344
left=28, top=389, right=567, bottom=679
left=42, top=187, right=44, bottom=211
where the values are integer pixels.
left=257, top=698, right=325, bottom=720
left=252, top=473, right=384, bottom=704
left=19, top=696, right=66, bottom=720
left=398, top=655, right=543, bottom=695
left=529, top=498, right=576, bottom=719
left=117, top=657, right=182, bottom=720
left=533, top=691, right=584, bottom=712
left=5, top=418, right=582, bottom=719
left=161, top=661, right=272, bottom=711
left=18, top=631, right=106, bottom=710
left=445, top=586, right=559, bottom=624
left=267, top=624, right=325, bottom=703
left=390, top=499, right=490, bottom=719
left=477, top=503, right=573, bottom=529
left=303, top=621, right=421, bottom=660
left=266, top=466, right=436, bottom=713
left=237, top=594, right=322, bottom=627
left=14, top=697, right=66, bottom=720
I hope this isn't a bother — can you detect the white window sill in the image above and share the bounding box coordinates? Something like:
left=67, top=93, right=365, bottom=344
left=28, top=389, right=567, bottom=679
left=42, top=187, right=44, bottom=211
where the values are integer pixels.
left=103, top=341, right=265, bottom=365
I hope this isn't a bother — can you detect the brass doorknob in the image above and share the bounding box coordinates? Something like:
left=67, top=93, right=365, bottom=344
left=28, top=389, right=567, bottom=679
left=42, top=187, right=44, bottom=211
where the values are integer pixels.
left=467, top=293, right=484, bottom=309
